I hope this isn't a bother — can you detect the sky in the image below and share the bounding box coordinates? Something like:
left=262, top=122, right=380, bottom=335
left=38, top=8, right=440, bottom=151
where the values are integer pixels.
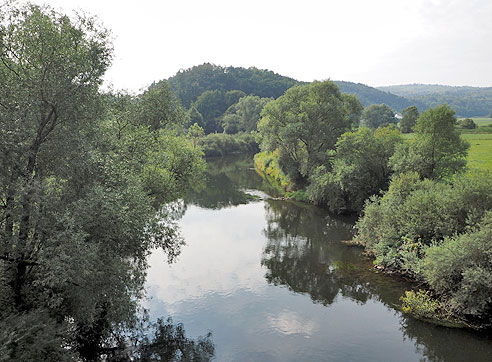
left=24, top=0, right=492, bottom=92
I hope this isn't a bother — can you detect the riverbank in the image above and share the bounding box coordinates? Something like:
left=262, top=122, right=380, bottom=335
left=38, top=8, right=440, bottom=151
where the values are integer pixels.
left=253, top=152, right=492, bottom=331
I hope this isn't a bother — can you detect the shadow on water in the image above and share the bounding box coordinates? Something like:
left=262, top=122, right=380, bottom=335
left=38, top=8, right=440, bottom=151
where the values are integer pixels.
left=189, top=154, right=492, bottom=362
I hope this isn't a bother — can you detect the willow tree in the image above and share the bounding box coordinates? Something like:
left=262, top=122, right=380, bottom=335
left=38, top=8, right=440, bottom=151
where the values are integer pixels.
left=0, top=3, right=206, bottom=360
left=257, top=80, right=362, bottom=186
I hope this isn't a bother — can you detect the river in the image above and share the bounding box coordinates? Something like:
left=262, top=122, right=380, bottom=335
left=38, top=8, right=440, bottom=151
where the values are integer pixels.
left=144, top=154, right=492, bottom=362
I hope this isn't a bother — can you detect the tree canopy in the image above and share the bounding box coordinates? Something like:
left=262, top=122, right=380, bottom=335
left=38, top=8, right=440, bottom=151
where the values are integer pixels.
left=257, top=80, right=363, bottom=185
left=361, top=104, right=397, bottom=129
left=0, top=3, right=208, bottom=360
left=400, top=105, right=419, bottom=133
left=168, top=63, right=299, bottom=107
left=390, top=104, right=469, bottom=180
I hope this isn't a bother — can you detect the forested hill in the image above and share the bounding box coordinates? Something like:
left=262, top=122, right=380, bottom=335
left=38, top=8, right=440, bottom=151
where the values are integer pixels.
left=333, top=81, right=422, bottom=113
left=167, top=63, right=299, bottom=107
left=378, top=84, right=492, bottom=117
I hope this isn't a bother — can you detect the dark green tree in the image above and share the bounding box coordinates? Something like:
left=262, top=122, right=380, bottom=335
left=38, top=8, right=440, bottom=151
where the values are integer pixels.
left=308, top=126, right=403, bottom=213
left=456, top=118, right=477, bottom=129
left=362, top=104, right=397, bottom=129
left=400, top=106, right=419, bottom=133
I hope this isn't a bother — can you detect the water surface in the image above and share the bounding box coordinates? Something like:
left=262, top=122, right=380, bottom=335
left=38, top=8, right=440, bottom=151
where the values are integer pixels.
left=145, top=154, right=492, bottom=362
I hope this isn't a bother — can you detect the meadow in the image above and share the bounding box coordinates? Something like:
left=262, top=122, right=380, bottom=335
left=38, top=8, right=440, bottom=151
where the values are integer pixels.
left=462, top=133, right=492, bottom=171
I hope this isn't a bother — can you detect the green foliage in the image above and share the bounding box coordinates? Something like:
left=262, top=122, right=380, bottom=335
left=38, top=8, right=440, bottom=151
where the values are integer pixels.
left=356, top=170, right=492, bottom=276
left=390, top=104, right=469, bottom=180
left=361, top=104, right=397, bottom=129
left=192, top=89, right=245, bottom=133
left=457, top=118, right=477, bottom=129
left=400, top=105, right=419, bottom=133
left=168, top=63, right=298, bottom=107
left=400, top=290, right=462, bottom=327
left=135, top=81, right=187, bottom=132
left=0, top=3, right=208, bottom=360
left=423, top=211, right=492, bottom=319
left=222, top=95, right=271, bottom=134
left=199, top=133, right=259, bottom=157
left=254, top=150, right=292, bottom=193
left=258, top=80, right=362, bottom=186
left=307, top=126, right=403, bottom=213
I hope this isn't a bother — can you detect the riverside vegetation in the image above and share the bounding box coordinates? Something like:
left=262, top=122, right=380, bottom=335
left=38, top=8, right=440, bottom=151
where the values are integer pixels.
left=2, top=1, right=491, bottom=360
left=254, top=81, right=492, bottom=329
left=0, top=3, right=214, bottom=361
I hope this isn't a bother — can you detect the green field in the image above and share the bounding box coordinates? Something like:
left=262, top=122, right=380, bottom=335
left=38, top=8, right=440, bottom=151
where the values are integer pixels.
left=457, top=117, right=492, bottom=126
left=463, top=134, right=492, bottom=171
left=397, top=133, right=492, bottom=171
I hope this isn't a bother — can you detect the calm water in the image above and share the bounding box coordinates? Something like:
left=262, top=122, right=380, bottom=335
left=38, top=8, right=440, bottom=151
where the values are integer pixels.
left=145, top=155, right=492, bottom=362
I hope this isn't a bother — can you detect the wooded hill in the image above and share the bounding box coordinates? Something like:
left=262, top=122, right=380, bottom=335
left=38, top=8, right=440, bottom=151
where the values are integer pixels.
left=378, top=84, right=492, bottom=117
left=165, top=64, right=492, bottom=120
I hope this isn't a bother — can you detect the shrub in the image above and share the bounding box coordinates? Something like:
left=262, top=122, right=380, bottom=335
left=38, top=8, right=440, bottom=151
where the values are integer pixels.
left=423, top=211, right=492, bottom=319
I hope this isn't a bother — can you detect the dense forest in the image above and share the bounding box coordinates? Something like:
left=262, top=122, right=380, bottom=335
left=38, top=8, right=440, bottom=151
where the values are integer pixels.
left=334, top=81, right=424, bottom=112
left=379, top=84, right=492, bottom=117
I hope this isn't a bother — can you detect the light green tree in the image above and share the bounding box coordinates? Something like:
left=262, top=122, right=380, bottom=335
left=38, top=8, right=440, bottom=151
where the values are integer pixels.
left=222, top=95, right=271, bottom=134
left=390, top=104, right=469, bottom=179
left=257, top=80, right=362, bottom=186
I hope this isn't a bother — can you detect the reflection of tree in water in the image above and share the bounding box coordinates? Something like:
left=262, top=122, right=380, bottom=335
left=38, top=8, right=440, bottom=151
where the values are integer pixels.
left=186, top=154, right=279, bottom=209
left=261, top=199, right=492, bottom=361
left=261, top=199, right=410, bottom=307
left=400, top=317, right=492, bottom=362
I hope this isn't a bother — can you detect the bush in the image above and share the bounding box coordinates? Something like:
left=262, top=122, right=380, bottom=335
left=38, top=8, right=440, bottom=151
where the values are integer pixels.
left=356, top=171, right=492, bottom=271
left=423, top=211, right=492, bottom=319
left=401, top=290, right=446, bottom=320
left=254, top=150, right=292, bottom=192
left=457, top=118, right=477, bottom=129
left=199, top=133, right=259, bottom=157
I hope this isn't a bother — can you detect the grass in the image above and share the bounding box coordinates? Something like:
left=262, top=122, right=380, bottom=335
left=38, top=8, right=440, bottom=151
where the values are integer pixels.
left=462, top=134, right=492, bottom=171
left=398, top=133, right=492, bottom=171
left=458, top=117, right=492, bottom=127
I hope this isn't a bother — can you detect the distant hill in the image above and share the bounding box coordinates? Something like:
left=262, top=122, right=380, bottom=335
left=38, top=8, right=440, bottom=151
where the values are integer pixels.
left=167, top=63, right=299, bottom=107
left=378, top=84, right=492, bottom=117
left=334, top=81, right=421, bottom=113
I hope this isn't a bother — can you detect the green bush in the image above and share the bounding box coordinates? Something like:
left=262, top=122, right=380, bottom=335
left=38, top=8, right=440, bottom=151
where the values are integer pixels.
left=200, top=133, right=259, bottom=157
left=356, top=171, right=492, bottom=271
left=423, top=211, right=492, bottom=319
left=457, top=118, right=477, bottom=129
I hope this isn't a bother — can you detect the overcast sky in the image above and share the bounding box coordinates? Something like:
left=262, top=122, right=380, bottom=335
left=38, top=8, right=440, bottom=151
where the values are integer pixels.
left=28, top=0, right=492, bottom=91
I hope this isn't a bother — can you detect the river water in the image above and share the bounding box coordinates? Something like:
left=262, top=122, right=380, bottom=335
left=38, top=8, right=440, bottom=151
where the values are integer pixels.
left=145, top=155, right=492, bottom=362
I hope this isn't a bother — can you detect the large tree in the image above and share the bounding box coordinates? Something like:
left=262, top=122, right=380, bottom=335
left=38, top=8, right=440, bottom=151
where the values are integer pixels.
left=390, top=104, right=469, bottom=179
left=257, top=80, right=362, bottom=185
left=362, top=103, right=397, bottom=129
left=0, top=3, right=206, bottom=360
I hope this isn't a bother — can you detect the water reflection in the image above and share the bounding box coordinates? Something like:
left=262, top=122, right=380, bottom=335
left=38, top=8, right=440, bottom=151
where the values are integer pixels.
left=185, top=154, right=281, bottom=209
left=146, top=154, right=492, bottom=362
